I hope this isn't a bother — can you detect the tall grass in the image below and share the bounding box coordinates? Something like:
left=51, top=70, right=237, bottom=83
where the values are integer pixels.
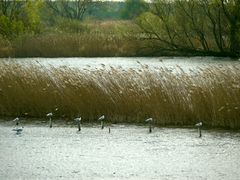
left=0, top=61, right=239, bottom=128
left=1, top=20, right=142, bottom=57
left=13, top=32, right=139, bottom=57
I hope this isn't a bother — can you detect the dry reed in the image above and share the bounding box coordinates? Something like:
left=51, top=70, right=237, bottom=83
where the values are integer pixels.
left=0, top=60, right=239, bottom=128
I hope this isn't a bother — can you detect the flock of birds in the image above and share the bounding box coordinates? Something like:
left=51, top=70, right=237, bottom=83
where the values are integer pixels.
left=12, top=113, right=203, bottom=137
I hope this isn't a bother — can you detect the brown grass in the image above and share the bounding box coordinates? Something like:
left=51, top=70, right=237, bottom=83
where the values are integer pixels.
left=0, top=61, right=239, bottom=128
left=0, top=20, right=142, bottom=57
left=13, top=32, right=139, bottom=57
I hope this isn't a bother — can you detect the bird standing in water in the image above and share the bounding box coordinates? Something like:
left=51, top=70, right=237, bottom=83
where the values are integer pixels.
left=74, top=117, right=82, bottom=131
left=46, top=112, right=53, bottom=128
left=195, top=122, right=203, bottom=137
left=12, top=117, right=23, bottom=135
left=98, top=115, right=105, bottom=129
left=145, top=118, right=153, bottom=133
left=13, top=117, right=20, bottom=126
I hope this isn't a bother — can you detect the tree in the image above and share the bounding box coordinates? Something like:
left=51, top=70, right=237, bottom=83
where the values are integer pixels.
left=136, top=0, right=240, bottom=56
left=220, top=0, right=240, bottom=55
left=46, top=0, right=92, bottom=21
left=122, top=0, right=148, bottom=19
left=0, top=0, right=42, bottom=38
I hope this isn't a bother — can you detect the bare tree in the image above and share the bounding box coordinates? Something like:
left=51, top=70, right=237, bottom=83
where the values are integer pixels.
left=136, top=0, right=240, bottom=56
left=46, top=0, right=92, bottom=20
left=220, top=0, right=240, bottom=55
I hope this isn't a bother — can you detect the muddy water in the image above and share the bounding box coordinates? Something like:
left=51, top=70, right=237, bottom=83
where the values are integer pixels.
left=0, top=124, right=240, bottom=180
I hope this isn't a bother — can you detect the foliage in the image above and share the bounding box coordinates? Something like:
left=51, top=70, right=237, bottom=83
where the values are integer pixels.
left=136, top=0, right=240, bottom=56
left=0, top=0, right=42, bottom=38
left=45, top=0, right=92, bottom=20
left=0, top=0, right=239, bottom=57
left=121, top=0, right=148, bottom=19
left=0, top=15, right=25, bottom=38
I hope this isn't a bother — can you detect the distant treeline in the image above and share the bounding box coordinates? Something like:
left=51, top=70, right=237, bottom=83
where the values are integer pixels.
left=0, top=0, right=239, bottom=57
left=0, top=0, right=145, bottom=36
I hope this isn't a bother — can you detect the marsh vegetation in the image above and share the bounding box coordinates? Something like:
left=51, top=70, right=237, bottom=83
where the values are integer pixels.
left=0, top=58, right=239, bottom=128
left=0, top=0, right=240, bottom=57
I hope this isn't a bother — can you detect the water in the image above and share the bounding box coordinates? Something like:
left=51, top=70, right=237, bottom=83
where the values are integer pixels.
left=0, top=57, right=240, bottom=179
left=1, top=57, right=240, bottom=73
left=0, top=124, right=240, bottom=179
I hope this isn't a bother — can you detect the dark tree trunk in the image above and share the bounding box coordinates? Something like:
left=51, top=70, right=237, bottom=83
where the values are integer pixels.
left=230, top=23, right=240, bottom=55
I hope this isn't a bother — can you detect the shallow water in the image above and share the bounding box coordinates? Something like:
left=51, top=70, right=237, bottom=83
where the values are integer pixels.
left=0, top=124, right=240, bottom=180
left=2, top=57, right=240, bottom=73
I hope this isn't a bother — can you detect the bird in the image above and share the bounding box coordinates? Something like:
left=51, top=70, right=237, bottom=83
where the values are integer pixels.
left=145, top=118, right=153, bottom=122
left=195, top=122, right=203, bottom=137
left=98, top=115, right=105, bottom=121
left=74, top=117, right=81, bottom=122
left=98, top=115, right=105, bottom=129
left=195, top=122, right=202, bottom=127
left=145, top=118, right=153, bottom=133
left=46, top=112, right=53, bottom=128
left=46, top=112, right=53, bottom=117
left=12, top=126, right=24, bottom=135
left=13, top=117, right=20, bottom=126
left=74, top=117, right=81, bottom=131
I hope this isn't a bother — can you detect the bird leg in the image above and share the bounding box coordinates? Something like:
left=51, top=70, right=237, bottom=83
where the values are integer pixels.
left=101, top=120, right=104, bottom=129
left=78, top=122, right=81, bottom=131
left=199, top=127, right=202, bottom=138
left=149, top=124, right=152, bottom=133
left=49, top=117, right=52, bottom=128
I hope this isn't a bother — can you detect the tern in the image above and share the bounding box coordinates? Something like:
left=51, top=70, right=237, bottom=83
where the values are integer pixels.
left=195, top=122, right=203, bottom=137
left=46, top=112, right=53, bottom=128
left=74, top=117, right=82, bottom=131
left=145, top=118, right=153, bottom=133
left=98, top=115, right=105, bottom=129
left=13, top=117, right=20, bottom=126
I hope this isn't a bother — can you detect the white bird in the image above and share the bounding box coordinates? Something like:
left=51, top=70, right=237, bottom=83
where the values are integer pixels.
left=195, top=122, right=203, bottom=137
left=13, top=117, right=20, bottom=126
left=13, top=117, right=19, bottom=122
left=98, top=115, right=105, bottom=129
left=98, top=115, right=105, bottom=121
left=145, top=118, right=153, bottom=133
left=46, top=112, right=53, bottom=117
left=74, top=117, right=81, bottom=122
left=145, top=118, right=153, bottom=122
left=195, top=122, right=203, bottom=127
left=74, top=117, right=82, bottom=131
left=46, top=112, right=53, bottom=128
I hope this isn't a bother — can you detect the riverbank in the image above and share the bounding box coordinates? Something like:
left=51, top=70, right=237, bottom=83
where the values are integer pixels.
left=1, top=20, right=239, bottom=58
left=0, top=21, right=142, bottom=58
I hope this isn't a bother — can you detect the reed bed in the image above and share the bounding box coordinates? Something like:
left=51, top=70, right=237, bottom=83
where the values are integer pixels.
left=0, top=61, right=239, bottom=128
left=0, top=21, right=142, bottom=57
left=13, top=32, right=139, bottom=57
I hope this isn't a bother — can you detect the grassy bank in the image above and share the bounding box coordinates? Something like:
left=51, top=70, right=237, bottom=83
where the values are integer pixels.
left=0, top=20, right=146, bottom=58
left=0, top=61, right=239, bottom=129
left=1, top=19, right=238, bottom=58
